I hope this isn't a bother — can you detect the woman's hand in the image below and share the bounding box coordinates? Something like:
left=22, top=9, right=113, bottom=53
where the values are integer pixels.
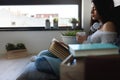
left=76, top=32, right=87, bottom=43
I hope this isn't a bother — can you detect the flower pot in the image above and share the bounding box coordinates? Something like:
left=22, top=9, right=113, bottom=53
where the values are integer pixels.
left=6, top=49, right=29, bottom=59
left=61, top=35, right=78, bottom=44
left=71, top=23, right=77, bottom=29
left=53, top=22, right=58, bottom=29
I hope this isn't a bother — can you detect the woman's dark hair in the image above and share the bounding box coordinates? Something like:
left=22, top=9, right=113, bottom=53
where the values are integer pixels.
left=112, top=6, right=120, bottom=36
left=92, top=0, right=114, bottom=23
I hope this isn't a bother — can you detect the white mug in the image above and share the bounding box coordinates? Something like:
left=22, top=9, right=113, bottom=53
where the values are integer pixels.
left=76, top=32, right=86, bottom=36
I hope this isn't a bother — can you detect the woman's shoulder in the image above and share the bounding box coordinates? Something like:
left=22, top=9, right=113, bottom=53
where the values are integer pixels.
left=101, top=21, right=116, bottom=32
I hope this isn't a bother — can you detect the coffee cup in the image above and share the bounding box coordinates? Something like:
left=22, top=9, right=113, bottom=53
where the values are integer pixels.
left=76, top=32, right=86, bottom=36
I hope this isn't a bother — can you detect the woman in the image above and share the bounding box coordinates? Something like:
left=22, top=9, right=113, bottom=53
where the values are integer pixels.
left=89, top=20, right=101, bottom=35
left=27, top=0, right=117, bottom=80
left=76, top=0, right=117, bottom=44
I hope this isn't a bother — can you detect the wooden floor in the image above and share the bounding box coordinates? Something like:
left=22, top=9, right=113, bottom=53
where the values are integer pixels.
left=0, top=55, right=32, bottom=80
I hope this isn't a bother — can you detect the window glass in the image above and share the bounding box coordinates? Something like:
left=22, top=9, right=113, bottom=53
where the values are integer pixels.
left=0, top=5, right=79, bottom=28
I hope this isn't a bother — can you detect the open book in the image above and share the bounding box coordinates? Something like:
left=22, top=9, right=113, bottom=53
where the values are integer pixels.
left=48, top=38, right=70, bottom=60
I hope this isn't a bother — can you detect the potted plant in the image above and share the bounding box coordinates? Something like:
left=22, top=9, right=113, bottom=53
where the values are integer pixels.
left=5, top=43, right=28, bottom=59
left=53, top=18, right=58, bottom=29
left=70, top=18, right=79, bottom=29
left=61, top=30, right=81, bottom=44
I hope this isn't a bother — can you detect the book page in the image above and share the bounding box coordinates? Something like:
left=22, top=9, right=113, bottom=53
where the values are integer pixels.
left=49, top=38, right=70, bottom=60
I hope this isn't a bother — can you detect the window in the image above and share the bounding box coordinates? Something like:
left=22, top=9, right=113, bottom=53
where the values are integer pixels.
left=0, top=0, right=81, bottom=31
left=0, top=5, right=78, bottom=27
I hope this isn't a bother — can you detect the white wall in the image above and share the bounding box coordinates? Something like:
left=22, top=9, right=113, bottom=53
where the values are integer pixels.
left=82, top=0, right=92, bottom=34
left=0, top=31, right=65, bottom=55
left=0, top=0, right=92, bottom=55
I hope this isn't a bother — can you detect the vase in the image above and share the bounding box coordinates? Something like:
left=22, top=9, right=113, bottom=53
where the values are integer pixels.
left=53, top=22, right=58, bottom=29
left=45, top=19, right=51, bottom=29
left=71, top=23, right=76, bottom=29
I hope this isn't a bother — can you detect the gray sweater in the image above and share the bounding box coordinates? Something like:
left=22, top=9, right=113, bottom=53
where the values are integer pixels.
left=85, top=30, right=117, bottom=43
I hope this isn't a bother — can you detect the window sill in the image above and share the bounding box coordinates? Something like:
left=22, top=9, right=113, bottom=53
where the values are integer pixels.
left=0, top=26, right=82, bottom=31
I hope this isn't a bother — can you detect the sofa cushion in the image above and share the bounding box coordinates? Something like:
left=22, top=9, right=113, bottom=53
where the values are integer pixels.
left=16, top=62, right=58, bottom=80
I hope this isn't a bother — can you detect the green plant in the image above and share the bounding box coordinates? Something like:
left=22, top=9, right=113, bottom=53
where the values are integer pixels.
left=16, top=43, right=26, bottom=49
left=61, top=30, right=80, bottom=36
left=70, top=18, right=79, bottom=24
left=53, top=18, right=58, bottom=23
left=5, top=43, right=26, bottom=51
left=5, top=43, right=16, bottom=51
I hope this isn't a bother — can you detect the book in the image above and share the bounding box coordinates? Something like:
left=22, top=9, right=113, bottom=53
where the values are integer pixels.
left=69, top=43, right=119, bottom=57
left=48, top=38, right=70, bottom=60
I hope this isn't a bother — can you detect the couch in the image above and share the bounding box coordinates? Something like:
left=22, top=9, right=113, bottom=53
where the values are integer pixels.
left=16, top=50, right=60, bottom=80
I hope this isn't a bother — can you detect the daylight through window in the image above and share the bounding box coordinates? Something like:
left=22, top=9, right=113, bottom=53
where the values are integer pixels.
left=0, top=5, right=79, bottom=28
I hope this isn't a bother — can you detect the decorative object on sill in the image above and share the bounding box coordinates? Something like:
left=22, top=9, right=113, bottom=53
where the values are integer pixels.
left=45, top=19, right=51, bottom=29
left=11, top=21, right=16, bottom=25
left=5, top=43, right=29, bottom=59
left=61, top=30, right=81, bottom=44
left=53, top=18, right=58, bottom=29
left=70, top=18, right=79, bottom=29
left=72, top=23, right=77, bottom=29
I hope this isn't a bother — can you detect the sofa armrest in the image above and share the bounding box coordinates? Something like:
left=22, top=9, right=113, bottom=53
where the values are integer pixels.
left=85, top=55, right=120, bottom=80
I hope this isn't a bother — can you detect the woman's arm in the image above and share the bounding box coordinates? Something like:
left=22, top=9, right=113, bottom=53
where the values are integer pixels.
left=76, top=32, right=88, bottom=43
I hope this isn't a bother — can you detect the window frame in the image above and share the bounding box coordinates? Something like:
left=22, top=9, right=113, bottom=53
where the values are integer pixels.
left=0, top=0, right=82, bottom=31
